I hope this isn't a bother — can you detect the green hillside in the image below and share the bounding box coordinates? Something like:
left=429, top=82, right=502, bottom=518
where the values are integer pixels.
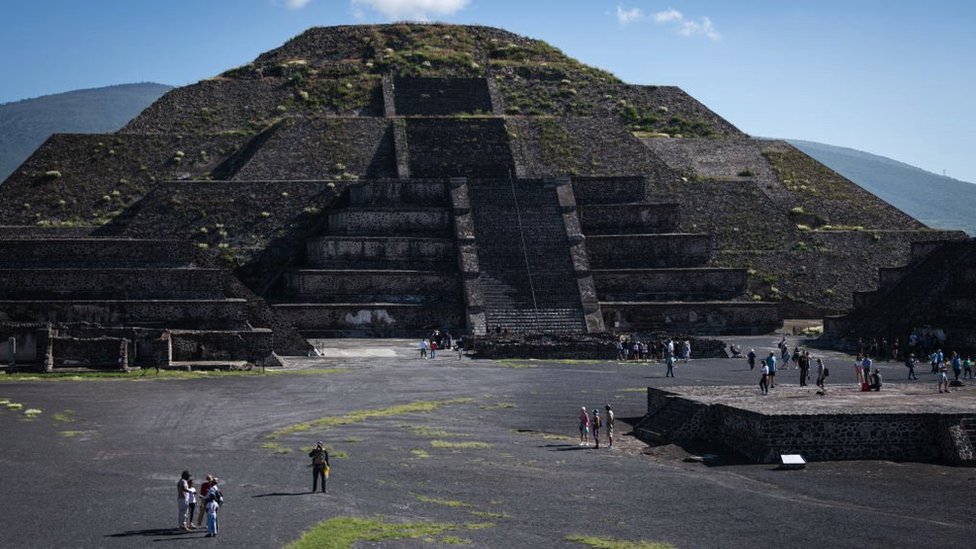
left=788, top=139, right=976, bottom=236
left=0, top=83, right=172, bottom=182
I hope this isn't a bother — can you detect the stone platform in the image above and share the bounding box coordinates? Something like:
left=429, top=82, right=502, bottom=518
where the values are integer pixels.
left=637, top=384, right=976, bottom=466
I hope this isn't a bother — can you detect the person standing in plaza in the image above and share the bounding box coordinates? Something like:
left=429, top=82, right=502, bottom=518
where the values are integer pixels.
left=309, top=441, right=330, bottom=493
left=798, top=351, right=809, bottom=386
left=194, top=475, right=214, bottom=529
left=604, top=404, right=614, bottom=448
left=854, top=353, right=865, bottom=386
left=591, top=409, right=602, bottom=449
left=861, top=355, right=873, bottom=389
left=578, top=406, right=590, bottom=446
left=906, top=353, right=918, bottom=380
left=747, top=349, right=756, bottom=370
left=759, top=361, right=770, bottom=395
left=177, top=471, right=192, bottom=531
left=815, top=358, right=828, bottom=394
left=766, top=352, right=777, bottom=388
left=419, top=338, right=428, bottom=359
left=938, top=359, right=950, bottom=393
left=665, top=351, right=675, bottom=377
left=204, top=478, right=223, bottom=538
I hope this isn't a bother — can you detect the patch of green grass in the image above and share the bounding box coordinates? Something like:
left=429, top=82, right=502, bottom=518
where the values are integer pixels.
left=617, top=387, right=647, bottom=393
left=493, top=360, right=537, bottom=369
left=402, top=425, right=454, bottom=438
left=260, top=441, right=292, bottom=454
left=5, top=402, right=24, bottom=410
left=284, top=516, right=490, bottom=549
left=415, top=495, right=474, bottom=508
left=566, top=534, right=676, bottom=549
left=266, top=398, right=473, bottom=440
left=541, top=433, right=574, bottom=441
left=342, top=437, right=361, bottom=443
left=52, top=411, right=76, bottom=423
left=430, top=440, right=492, bottom=450
left=410, top=448, right=431, bottom=459
left=23, top=408, right=42, bottom=417
left=59, top=430, right=88, bottom=438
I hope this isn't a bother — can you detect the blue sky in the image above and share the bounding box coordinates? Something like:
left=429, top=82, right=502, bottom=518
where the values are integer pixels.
left=1, top=0, right=973, bottom=182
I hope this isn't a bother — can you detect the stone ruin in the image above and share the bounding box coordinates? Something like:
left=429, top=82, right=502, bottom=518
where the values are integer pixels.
left=0, top=24, right=970, bottom=369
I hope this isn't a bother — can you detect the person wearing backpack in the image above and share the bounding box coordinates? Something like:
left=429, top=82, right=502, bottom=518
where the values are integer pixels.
left=309, top=441, right=330, bottom=493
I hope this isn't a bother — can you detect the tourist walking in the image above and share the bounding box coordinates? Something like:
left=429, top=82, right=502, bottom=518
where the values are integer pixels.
left=759, top=361, right=770, bottom=395
left=604, top=404, right=614, bottom=448
left=951, top=352, right=962, bottom=382
left=186, top=480, right=198, bottom=530
left=766, top=352, right=777, bottom=388
left=682, top=340, right=691, bottom=363
left=861, top=355, right=873, bottom=388
left=906, top=353, right=918, bottom=380
left=747, top=349, right=756, bottom=370
left=419, top=339, right=428, bottom=359
left=815, top=358, right=828, bottom=394
left=938, top=360, right=950, bottom=393
left=578, top=406, right=590, bottom=445
left=964, top=356, right=973, bottom=379
left=854, top=353, right=865, bottom=385
left=309, top=441, right=330, bottom=493
left=665, top=352, right=675, bottom=377
left=177, top=471, right=192, bottom=531
left=591, top=409, right=602, bottom=449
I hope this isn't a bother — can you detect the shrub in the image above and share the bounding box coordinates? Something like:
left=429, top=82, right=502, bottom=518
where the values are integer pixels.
left=737, top=169, right=755, bottom=177
left=44, top=170, right=62, bottom=179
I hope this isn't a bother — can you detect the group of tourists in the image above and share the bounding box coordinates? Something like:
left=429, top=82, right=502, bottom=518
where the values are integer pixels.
left=577, top=404, right=614, bottom=449
left=419, top=330, right=462, bottom=359
left=615, top=336, right=691, bottom=364
left=755, top=346, right=829, bottom=395
left=177, top=471, right=224, bottom=537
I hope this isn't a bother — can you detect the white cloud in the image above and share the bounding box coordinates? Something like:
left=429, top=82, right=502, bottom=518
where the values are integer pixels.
left=286, top=0, right=312, bottom=9
left=651, top=7, right=720, bottom=41
left=352, top=0, right=470, bottom=20
left=652, top=8, right=682, bottom=24
left=616, top=5, right=645, bottom=24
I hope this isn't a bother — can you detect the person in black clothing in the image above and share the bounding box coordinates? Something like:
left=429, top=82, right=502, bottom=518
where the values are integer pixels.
left=309, top=441, right=330, bottom=493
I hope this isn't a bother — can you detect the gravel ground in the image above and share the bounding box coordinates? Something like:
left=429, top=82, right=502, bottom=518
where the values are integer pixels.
left=0, top=336, right=973, bottom=548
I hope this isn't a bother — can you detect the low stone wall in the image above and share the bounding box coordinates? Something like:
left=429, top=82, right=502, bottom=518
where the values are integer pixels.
left=328, top=207, right=452, bottom=236
left=169, top=329, right=274, bottom=366
left=470, top=332, right=727, bottom=360
left=571, top=177, right=647, bottom=205
left=586, top=234, right=713, bottom=269
left=306, top=236, right=455, bottom=266
left=50, top=336, right=127, bottom=370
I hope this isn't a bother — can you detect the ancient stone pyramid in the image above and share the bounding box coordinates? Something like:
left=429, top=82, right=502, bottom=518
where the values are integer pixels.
left=0, top=24, right=966, bottom=366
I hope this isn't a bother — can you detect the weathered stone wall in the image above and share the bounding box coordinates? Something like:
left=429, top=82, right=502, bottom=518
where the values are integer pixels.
left=0, top=299, right=248, bottom=329
left=284, top=270, right=459, bottom=302
left=579, top=203, right=679, bottom=234
left=570, top=177, right=647, bottom=205
left=348, top=180, right=448, bottom=206
left=586, top=234, right=713, bottom=269
left=169, top=329, right=274, bottom=366
left=328, top=207, right=452, bottom=235
left=0, top=268, right=224, bottom=300
left=0, top=238, right=190, bottom=268
left=603, top=302, right=781, bottom=335
left=593, top=268, right=746, bottom=301
left=406, top=118, right=514, bottom=178
left=274, top=303, right=463, bottom=336
left=50, top=336, right=127, bottom=370
left=392, top=77, right=493, bottom=115
left=231, top=117, right=397, bottom=180
left=306, top=236, right=455, bottom=267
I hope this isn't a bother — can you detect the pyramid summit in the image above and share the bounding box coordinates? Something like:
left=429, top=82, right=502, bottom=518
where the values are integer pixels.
left=0, top=23, right=971, bottom=366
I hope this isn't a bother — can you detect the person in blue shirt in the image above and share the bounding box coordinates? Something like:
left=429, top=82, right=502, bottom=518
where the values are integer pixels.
left=766, top=352, right=777, bottom=388
left=950, top=352, right=962, bottom=382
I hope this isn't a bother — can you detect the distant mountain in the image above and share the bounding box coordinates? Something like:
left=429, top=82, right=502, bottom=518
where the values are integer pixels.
left=0, top=83, right=172, bottom=182
left=787, top=139, right=976, bottom=236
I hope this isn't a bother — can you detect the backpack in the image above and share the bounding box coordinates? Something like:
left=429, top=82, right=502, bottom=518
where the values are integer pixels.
left=207, top=489, right=224, bottom=505
left=823, top=367, right=829, bottom=377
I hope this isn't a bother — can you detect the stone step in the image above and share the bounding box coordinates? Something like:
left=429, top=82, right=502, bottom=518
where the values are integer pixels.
left=593, top=268, right=747, bottom=301
left=392, top=77, right=495, bottom=116
left=306, top=236, right=455, bottom=267
left=347, top=180, right=448, bottom=206
left=571, top=177, right=647, bottom=205
left=283, top=269, right=460, bottom=303
left=272, top=302, right=463, bottom=336
left=328, top=206, right=452, bottom=236
left=586, top=234, right=713, bottom=269
left=601, top=300, right=781, bottom=335
left=405, top=118, right=514, bottom=179
left=484, top=308, right=586, bottom=334
left=0, top=299, right=249, bottom=329
left=0, top=268, right=225, bottom=300
left=0, top=238, right=192, bottom=268
left=579, top=203, right=680, bottom=234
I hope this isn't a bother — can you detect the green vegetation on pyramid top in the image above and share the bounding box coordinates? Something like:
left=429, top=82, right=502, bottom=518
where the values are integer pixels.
left=123, top=24, right=741, bottom=138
